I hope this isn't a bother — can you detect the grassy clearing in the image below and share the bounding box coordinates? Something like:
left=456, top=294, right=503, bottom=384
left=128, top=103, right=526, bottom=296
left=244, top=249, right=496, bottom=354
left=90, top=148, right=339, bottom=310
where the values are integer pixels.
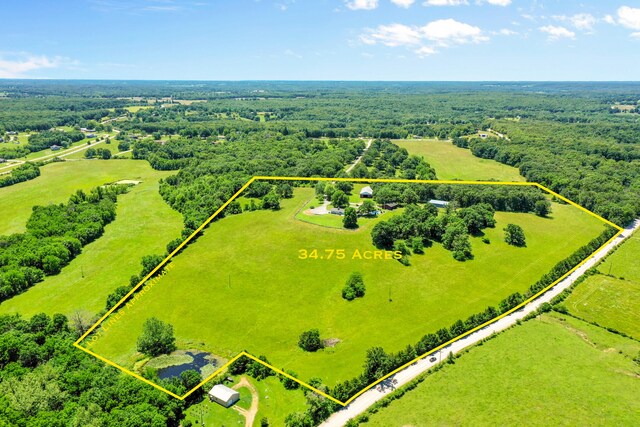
left=359, top=313, right=640, bottom=426
left=565, top=231, right=640, bottom=338
left=124, top=105, right=153, bottom=113
left=598, top=231, right=640, bottom=283
left=86, top=184, right=605, bottom=389
left=184, top=376, right=307, bottom=426
left=0, top=159, right=167, bottom=236
left=566, top=275, right=640, bottom=338
left=394, top=139, right=524, bottom=181
left=0, top=160, right=183, bottom=317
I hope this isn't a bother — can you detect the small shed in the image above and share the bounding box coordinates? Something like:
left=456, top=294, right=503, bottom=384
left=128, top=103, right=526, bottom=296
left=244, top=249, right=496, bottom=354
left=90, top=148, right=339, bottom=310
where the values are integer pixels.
left=428, top=199, right=450, bottom=209
left=208, top=384, right=240, bottom=408
left=50, top=145, right=62, bottom=151
left=359, top=186, right=373, bottom=198
left=382, top=202, right=399, bottom=210
left=479, top=133, right=488, bottom=139
left=86, top=133, right=97, bottom=138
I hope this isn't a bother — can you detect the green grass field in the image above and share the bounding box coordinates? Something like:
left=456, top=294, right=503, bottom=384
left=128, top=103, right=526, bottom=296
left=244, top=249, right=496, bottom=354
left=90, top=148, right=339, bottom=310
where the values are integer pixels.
left=394, top=139, right=524, bottom=181
left=0, top=160, right=183, bottom=317
left=357, top=313, right=640, bottom=426
left=565, top=231, right=640, bottom=338
left=85, top=183, right=606, bottom=390
left=184, top=376, right=307, bottom=426
left=0, top=159, right=167, bottom=236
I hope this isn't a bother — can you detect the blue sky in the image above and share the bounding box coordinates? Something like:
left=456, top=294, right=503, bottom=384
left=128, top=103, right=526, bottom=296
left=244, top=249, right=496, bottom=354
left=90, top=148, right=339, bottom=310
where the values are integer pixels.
left=1, top=0, right=640, bottom=80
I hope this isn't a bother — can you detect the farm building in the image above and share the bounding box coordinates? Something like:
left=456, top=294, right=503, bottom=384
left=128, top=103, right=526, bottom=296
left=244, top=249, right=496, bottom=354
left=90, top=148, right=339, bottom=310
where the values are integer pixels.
left=359, top=186, right=373, bottom=198
left=382, top=202, right=399, bottom=210
left=330, top=208, right=345, bottom=215
left=429, top=199, right=450, bottom=209
left=479, top=133, right=488, bottom=139
left=50, top=145, right=62, bottom=151
left=208, top=384, right=240, bottom=408
left=86, top=133, right=97, bottom=138
left=0, top=158, right=6, bottom=163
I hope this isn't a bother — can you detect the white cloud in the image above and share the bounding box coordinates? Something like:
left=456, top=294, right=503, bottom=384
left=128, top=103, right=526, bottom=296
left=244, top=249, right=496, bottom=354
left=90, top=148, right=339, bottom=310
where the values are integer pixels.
left=482, top=0, right=511, bottom=6
left=360, top=23, right=423, bottom=46
left=415, top=46, right=438, bottom=57
left=422, top=19, right=488, bottom=46
left=493, top=28, right=518, bottom=36
left=632, top=32, right=640, bottom=39
left=360, top=19, right=487, bottom=58
left=618, top=6, right=640, bottom=30
left=553, top=13, right=597, bottom=31
left=423, top=0, right=468, bottom=6
left=346, top=0, right=378, bottom=10
left=603, top=15, right=615, bottom=25
left=539, top=25, right=576, bottom=41
left=391, top=0, right=415, bottom=8
left=0, top=54, right=65, bottom=78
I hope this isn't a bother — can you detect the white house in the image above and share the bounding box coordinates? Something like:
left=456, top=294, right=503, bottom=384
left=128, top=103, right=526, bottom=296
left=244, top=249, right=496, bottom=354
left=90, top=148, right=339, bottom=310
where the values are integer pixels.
left=428, top=199, right=450, bottom=209
left=359, top=186, right=373, bottom=198
left=208, top=384, right=240, bottom=408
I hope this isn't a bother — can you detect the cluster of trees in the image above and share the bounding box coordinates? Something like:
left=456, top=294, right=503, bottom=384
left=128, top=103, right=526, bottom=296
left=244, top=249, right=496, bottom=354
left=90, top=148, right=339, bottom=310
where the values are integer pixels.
left=354, top=139, right=437, bottom=180
left=371, top=202, right=496, bottom=261
left=133, top=132, right=363, bottom=231
left=504, top=224, right=526, bottom=247
left=27, top=130, right=85, bottom=152
left=0, top=162, right=40, bottom=188
left=455, top=119, right=640, bottom=226
left=342, top=272, right=366, bottom=301
left=84, top=147, right=112, bottom=159
left=298, top=329, right=324, bottom=352
left=0, top=185, right=128, bottom=302
left=0, top=313, right=186, bottom=426
left=329, top=226, right=618, bottom=403
left=137, top=317, right=177, bottom=357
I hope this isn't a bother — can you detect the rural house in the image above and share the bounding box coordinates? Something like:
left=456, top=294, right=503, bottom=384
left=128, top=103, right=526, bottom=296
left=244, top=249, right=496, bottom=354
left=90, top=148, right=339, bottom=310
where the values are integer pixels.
left=208, top=384, right=240, bottom=408
left=429, top=199, right=450, bottom=209
left=382, top=202, right=399, bottom=210
left=359, top=186, right=373, bottom=198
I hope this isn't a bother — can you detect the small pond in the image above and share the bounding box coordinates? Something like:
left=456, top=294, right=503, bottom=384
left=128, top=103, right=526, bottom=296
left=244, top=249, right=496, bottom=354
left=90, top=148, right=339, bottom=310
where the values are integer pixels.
left=157, top=351, right=217, bottom=380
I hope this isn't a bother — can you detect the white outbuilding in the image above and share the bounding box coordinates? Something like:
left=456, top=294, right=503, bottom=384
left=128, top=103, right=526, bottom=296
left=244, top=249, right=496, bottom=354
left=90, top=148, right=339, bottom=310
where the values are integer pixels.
left=359, top=186, right=373, bottom=198
left=208, top=384, right=240, bottom=407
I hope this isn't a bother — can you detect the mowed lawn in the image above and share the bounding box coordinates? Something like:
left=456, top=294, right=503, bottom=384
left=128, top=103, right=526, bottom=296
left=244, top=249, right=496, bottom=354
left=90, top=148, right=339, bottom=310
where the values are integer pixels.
left=0, top=159, right=162, bottom=236
left=0, top=160, right=183, bottom=317
left=394, top=139, right=525, bottom=182
left=87, top=186, right=606, bottom=388
left=566, top=231, right=640, bottom=338
left=184, top=376, right=307, bottom=426
left=361, top=313, right=640, bottom=426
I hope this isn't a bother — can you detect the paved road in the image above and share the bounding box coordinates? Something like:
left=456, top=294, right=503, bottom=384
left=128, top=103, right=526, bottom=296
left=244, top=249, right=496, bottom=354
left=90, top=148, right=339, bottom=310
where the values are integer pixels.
left=0, top=135, right=108, bottom=173
left=321, top=219, right=640, bottom=427
left=345, top=139, right=373, bottom=174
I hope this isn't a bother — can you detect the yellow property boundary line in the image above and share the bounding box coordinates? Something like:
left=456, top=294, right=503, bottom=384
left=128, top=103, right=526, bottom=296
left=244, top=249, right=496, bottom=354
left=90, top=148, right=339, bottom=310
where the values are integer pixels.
left=74, top=177, right=623, bottom=406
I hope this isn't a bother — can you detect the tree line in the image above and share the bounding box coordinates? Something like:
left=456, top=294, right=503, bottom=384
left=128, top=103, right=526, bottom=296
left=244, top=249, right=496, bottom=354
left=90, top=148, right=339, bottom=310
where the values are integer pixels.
left=0, top=185, right=129, bottom=302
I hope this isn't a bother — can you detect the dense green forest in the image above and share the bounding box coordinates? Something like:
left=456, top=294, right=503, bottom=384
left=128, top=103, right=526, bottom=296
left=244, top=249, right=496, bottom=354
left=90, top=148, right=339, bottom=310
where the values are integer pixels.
left=2, top=80, right=637, bottom=225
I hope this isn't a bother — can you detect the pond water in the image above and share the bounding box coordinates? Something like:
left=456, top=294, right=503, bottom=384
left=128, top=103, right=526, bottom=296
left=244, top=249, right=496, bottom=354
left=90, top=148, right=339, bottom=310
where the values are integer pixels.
left=157, top=351, right=216, bottom=380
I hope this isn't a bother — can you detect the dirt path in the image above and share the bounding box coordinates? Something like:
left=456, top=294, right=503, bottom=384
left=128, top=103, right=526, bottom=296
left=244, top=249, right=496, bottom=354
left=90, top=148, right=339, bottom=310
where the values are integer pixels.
left=345, top=138, right=373, bottom=174
left=233, top=376, right=259, bottom=427
left=321, top=219, right=640, bottom=426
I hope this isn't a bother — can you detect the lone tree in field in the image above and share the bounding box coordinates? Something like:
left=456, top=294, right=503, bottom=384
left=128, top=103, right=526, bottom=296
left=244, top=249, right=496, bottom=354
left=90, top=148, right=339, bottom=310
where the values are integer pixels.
left=504, top=224, right=526, bottom=247
left=342, top=272, right=366, bottom=301
left=534, top=200, right=551, bottom=217
left=298, top=329, right=323, bottom=352
left=137, top=317, right=177, bottom=357
left=343, top=207, right=358, bottom=229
